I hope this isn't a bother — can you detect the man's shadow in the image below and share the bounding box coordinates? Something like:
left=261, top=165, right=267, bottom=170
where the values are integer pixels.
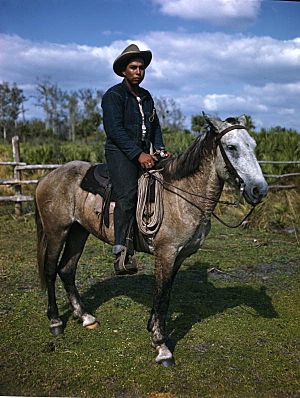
left=62, top=261, right=278, bottom=351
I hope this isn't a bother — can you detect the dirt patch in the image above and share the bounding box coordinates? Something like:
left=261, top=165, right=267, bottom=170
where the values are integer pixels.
left=208, top=260, right=299, bottom=282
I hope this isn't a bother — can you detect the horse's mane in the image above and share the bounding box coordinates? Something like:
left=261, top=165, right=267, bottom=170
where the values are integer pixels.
left=159, top=128, right=215, bottom=182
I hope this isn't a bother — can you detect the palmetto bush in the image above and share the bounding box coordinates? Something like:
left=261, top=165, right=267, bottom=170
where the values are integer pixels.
left=252, top=127, right=300, bottom=176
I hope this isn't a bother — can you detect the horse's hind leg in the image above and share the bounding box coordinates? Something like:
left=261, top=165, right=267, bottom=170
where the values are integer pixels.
left=58, top=222, right=98, bottom=329
left=45, top=230, right=69, bottom=336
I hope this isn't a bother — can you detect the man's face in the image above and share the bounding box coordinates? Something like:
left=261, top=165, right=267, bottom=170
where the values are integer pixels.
left=122, top=58, right=145, bottom=86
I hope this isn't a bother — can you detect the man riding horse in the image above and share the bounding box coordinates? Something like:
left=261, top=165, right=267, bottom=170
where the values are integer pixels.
left=101, top=44, right=170, bottom=276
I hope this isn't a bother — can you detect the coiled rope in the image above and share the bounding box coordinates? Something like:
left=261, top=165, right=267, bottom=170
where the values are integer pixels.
left=136, top=170, right=164, bottom=236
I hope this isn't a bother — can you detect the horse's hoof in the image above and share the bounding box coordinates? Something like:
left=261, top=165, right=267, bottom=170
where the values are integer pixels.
left=85, top=321, right=99, bottom=330
left=155, top=343, right=174, bottom=366
left=49, top=325, right=64, bottom=336
left=160, top=358, right=175, bottom=367
left=82, top=314, right=98, bottom=328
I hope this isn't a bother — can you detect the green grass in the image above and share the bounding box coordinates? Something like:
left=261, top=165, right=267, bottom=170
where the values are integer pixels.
left=0, top=213, right=299, bottom=397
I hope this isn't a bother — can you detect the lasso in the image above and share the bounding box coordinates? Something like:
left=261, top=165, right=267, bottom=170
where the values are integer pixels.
left=136, top=170, right=164, bottom=236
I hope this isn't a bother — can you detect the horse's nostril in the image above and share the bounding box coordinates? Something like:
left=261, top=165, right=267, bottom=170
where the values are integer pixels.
left=252, top=186, right=260, bottom=198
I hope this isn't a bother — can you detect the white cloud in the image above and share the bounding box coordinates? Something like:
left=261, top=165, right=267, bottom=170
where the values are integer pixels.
left=247, top=81, right=300, bottom=99
left=0, top=32, right=300, bottom=130
left=202, top=93, right=268, bottom=113
left=153, top=0, right=261, bottom=24
left=175, top=82, right=300, bottom=130
left=0, top=34, right=118, bottom=88
left=145, top=31, right=300, bottom=88
left=2, top=32, right=299, bottom=92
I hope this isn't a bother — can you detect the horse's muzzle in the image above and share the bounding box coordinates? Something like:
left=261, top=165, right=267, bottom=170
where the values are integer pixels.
left=244, top=179, right=269, bottom=205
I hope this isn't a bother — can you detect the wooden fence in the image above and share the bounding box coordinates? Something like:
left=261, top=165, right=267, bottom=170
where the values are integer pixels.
left=0, top=136, right=299, bottom=216
left=0, top=137, right=61, bottom=216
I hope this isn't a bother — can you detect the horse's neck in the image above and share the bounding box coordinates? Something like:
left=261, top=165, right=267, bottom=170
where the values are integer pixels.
left=175, top=157, right=223, bottom=214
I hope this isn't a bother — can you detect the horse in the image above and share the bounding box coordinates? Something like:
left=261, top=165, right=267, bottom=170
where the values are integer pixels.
left=35, top=115, right=268, bottom=366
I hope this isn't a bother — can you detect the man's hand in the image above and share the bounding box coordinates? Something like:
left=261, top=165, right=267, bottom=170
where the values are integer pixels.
left=137, top=152, right=157, bottom=169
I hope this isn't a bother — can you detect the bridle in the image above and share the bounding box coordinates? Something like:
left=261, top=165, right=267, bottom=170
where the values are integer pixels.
left=213, top=124, right=256, bottom=227
left=215, top=124, right=246, bottom=197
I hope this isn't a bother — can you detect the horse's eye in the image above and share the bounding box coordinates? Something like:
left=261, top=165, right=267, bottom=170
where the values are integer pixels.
left=227, top=145, right=237, bottom=151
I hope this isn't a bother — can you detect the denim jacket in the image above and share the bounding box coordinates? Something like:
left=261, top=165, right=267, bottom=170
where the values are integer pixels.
left=101, top=79, right=165, bottom=160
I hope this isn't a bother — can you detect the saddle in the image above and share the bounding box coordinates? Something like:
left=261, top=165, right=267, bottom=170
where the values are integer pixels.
left=80, top=164, right=115, bottom=227
left=80, top=164, right=161, bottom=242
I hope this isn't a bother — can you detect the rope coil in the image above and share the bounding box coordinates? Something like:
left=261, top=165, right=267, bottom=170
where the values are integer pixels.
left=136, top=170, right=164, bottom=236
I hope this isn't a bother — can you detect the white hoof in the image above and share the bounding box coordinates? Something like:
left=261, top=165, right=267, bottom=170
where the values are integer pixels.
left=155, top=344, right=174, bottom=365
left=82, top=314, right=97, bottom=327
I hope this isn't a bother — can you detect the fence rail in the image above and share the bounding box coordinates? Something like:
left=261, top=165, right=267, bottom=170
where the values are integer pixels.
left=264, top=172, right=300, bottom=179
left=258, top=160, right=300, bottom=164
left=15, top=164, right=61, bottom=171
left=0, top=136, right=299, bottom=216
left=0, top=178, right=39, bottom=185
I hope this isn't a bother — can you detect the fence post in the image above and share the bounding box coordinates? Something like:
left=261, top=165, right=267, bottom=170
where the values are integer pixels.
left=12, top=136, right=22, bottom=216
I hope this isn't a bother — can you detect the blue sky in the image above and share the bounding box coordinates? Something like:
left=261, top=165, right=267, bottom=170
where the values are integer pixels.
left=1, top=0, right=300, bottom=130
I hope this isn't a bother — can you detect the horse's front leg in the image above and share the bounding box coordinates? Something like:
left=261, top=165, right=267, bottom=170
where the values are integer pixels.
left=148, top=252, right=180, bottom=366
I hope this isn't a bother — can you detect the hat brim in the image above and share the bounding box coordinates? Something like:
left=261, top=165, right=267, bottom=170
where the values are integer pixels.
left=113, top=50, right=152, bottom=77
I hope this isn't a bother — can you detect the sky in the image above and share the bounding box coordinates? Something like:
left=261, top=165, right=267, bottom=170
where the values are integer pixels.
left=0, top=0, right=300, bottom=130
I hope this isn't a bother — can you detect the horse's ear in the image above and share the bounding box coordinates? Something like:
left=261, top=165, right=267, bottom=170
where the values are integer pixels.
left=202, top=113, right=224, bottom=132
left=238, top=115, right=247, bottom=127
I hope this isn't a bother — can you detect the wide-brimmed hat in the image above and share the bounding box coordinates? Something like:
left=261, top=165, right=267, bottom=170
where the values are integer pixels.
left=113, top=43, right=152, bottom=77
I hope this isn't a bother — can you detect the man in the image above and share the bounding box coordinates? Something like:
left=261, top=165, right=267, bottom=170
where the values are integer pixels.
left=101, top=43, right=168, bottom=275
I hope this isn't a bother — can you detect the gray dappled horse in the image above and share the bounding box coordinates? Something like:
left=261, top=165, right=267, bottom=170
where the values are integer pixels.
left=35, top=115, right=268, bottom=366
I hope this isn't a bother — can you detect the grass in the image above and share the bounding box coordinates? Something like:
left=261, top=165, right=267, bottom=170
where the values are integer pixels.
left=0, top=211, right=299, bottom=397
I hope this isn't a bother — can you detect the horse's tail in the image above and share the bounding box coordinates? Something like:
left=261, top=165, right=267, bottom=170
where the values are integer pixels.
left=34, top=194, right=47, bottom=291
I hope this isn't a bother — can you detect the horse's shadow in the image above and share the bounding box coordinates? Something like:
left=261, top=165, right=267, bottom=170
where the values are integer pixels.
left=62, top=262, right=278, bottom=350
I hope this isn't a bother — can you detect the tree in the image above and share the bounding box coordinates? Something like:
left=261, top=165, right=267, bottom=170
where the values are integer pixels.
left=49, top=85, right=67, bottom=137
left=35, top=81, right=103, bottom=141
left=36, top=79, right=53, bottom=131
left=65, top=92, right=79, bottom=142
left=77, top=88, right=103, bottom=139
left=154, top=96, right=185, bottom=132
left=76, top=112, right=102, bottom=141
left=16, top=119, right=49, bottom=142
left=243, top=114, right=256, bottom=131
left=0, top=81, right=27, bottom=141
left=0, top=82, right=10, bottom=140
left=9, top=83, right=27, bottom=128
left=36, top=79, right=67, bottom=137
left=191, top=114, right=208, bottom=134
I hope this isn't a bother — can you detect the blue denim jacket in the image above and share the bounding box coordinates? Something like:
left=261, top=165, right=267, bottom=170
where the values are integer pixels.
left=101, top=79, right=165, bottom=160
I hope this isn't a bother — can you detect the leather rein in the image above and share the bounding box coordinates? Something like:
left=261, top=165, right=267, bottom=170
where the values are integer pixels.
left=150, top=124, right=256, bottom=228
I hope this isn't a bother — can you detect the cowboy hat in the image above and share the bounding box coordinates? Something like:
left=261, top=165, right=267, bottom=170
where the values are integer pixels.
left=113, top=43, right=152, bottom=77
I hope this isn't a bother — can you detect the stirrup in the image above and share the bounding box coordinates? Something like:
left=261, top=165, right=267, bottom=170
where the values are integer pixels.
left=114, top=249, right=138, bottom=276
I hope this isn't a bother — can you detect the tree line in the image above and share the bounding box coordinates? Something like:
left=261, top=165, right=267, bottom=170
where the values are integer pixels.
left=1, top=80, right=299, bottom=151
left=0, top=80, right=187, bottom=143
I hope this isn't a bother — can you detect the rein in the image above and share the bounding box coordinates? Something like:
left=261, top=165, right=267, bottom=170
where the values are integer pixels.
left=144, top=171, right=255, bottom=229
left=212, top=206, right=256, bottom=228
left=138, top=124, right=256, bottom=232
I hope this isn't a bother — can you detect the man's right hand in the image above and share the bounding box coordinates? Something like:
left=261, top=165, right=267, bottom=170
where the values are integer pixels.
left=137, top=152, right=157, bottom=169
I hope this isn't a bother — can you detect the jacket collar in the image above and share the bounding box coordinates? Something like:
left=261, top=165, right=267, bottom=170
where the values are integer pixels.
left=122, top=79, right=149, bottom=99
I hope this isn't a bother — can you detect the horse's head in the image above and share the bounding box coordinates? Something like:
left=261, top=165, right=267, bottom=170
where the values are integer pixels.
left=205, top=115, right=268, bottom=206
